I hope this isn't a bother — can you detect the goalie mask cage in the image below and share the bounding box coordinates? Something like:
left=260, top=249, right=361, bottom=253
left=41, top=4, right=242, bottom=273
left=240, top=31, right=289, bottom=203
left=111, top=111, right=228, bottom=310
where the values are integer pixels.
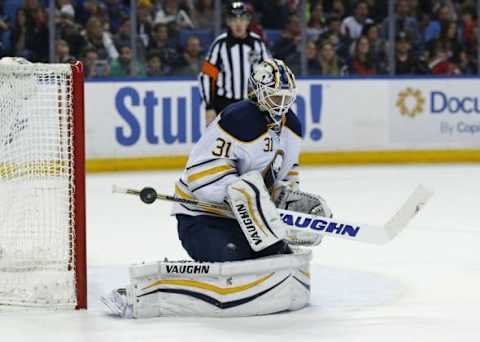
left=0, top=60, right=86, bottom=309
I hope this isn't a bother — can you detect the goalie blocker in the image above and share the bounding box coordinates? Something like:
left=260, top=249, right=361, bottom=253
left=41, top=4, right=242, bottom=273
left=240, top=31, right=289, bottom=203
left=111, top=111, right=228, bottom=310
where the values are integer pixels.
left=102, top=247, right=312, bottom=318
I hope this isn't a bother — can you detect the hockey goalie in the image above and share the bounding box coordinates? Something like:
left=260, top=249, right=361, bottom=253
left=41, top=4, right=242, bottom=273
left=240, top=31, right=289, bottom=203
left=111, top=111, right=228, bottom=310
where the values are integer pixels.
left=102, top=59, right=332, bottom=318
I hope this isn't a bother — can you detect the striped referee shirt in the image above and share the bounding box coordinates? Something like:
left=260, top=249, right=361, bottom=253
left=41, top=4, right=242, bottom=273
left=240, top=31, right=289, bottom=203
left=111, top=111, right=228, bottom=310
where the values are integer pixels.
left=199, top=30, right=270, bottom=110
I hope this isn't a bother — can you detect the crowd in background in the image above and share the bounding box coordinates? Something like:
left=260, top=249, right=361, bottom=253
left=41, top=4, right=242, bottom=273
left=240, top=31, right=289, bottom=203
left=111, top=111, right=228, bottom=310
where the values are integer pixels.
left=0, top=0, right=478, bottom=77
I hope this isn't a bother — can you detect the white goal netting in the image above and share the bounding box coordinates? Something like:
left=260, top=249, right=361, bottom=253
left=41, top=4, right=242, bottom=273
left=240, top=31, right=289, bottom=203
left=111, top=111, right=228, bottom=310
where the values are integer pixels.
left=0, top=59, right=82, bottom=308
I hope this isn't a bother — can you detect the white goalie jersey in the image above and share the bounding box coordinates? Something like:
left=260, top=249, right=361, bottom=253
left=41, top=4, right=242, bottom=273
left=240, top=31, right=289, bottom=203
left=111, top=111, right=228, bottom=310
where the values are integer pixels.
left=171, top=100, right=302, bottom=218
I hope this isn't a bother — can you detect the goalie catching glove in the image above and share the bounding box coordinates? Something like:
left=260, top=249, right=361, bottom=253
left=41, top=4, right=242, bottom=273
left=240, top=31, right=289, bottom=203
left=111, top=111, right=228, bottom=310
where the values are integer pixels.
left=273, top=183, right=333, bottom=246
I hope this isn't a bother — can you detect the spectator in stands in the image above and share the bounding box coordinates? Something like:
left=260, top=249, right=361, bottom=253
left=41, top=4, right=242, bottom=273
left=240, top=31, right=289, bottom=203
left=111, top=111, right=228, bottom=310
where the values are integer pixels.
left=10, top=8, right=28, bottom=57
left=54, top=39, right=74, bottom=62
left=380, top=0, right=419, bottom=47
left=331, top=0, right=346, bottom=19
left=456, top=49, right=476, bottom=75
left=246, top=3, right=266, bottom=41
left=114, top=16, right=146, bottom=62
left=428, top=45, right=460, bottom=75
left=56, top=0, right=75, bottom=18
left=0, top=15, right=9, bottom=57
left=318, top=40, right=346, bottom=76
left=460, top=6, right=477, bottom=53
left=272, top=15, right=301, bottom=62
left=189, top=0, right=215, bottom=30
left=319, top=15, right=349, bottom=61
left=147, top=23, right=177, bottom=73
left=174, top=36, right=203, bottom=76
left=254, top=0, right=289, bottom=30
left=23, top=0, right=40, bottom=26
left=103, top=0, right=128, bottom=33
left=82, top=47, right=110, bottom=77
left=109, top=45, right=145, bottom=77
left=395, top=31, right=426, bottom=75
left=428, top=20, right=461, bottom=61
left=340, top=1, right=373, bottom=40
left=56, top=10, right=87, bottom=58
left=136, top=0, right=153, bottom=48
left=25, top=7, right=49, bottom=62
left=145, top=50, right=167, bottom=76
left=305, top=40, right=322, bottom=75
left=424, top=3, right=454, bottom=43
left=75, top=0, right=106, bottom=27
left=308, top=3, right=327, bottom=41
left=155, top=0, right=193, bottom=30
left=83, top=16, right=118, bottom=61
left=348, top=35, right=376, bottom=75
left=363, top=23, right=387, bottom=73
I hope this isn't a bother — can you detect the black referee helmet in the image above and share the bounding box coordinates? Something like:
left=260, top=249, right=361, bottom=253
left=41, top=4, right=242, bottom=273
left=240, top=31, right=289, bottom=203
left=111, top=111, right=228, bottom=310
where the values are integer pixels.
left=227, top=1, right=250, bottom=19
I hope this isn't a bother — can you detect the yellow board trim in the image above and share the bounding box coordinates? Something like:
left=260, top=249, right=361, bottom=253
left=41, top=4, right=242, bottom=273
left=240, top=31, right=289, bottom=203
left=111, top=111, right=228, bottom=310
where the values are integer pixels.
left=187, top=164, right=234, bottom=183
left=142, top=273, right=273, bottom=295
left=86, top=149, right=480, bottom=173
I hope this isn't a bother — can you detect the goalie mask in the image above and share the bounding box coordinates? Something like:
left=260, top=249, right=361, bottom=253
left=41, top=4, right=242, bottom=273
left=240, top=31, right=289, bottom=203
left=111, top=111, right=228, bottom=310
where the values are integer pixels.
left=248, top=59, right=297, bottom=126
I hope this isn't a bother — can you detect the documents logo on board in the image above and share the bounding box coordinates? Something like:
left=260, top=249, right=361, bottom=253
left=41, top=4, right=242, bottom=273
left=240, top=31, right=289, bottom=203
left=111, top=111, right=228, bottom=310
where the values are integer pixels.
left=396, top=87, right=426, bottom=118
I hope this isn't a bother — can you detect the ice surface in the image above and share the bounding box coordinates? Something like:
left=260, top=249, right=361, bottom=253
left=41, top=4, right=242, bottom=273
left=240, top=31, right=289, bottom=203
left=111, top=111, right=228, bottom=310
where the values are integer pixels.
left=1, top=164, right=480, bottom=341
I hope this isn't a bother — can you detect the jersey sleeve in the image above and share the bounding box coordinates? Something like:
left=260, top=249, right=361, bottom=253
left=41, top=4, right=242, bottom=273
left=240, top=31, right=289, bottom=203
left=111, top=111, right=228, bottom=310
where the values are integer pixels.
left=198, top=37, right=223, bottom=110
left=183, top=123, right=250, bottom=203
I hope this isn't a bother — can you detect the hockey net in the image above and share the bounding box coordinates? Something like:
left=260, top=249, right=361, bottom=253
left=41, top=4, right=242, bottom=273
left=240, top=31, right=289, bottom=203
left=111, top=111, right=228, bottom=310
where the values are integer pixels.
left=0, top=58, right=86, bottom=309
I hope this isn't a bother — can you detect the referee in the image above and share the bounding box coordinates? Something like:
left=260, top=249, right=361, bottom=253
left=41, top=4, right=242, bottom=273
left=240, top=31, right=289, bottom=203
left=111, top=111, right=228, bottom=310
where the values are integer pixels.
left=199, top=1, right=270, bottom=125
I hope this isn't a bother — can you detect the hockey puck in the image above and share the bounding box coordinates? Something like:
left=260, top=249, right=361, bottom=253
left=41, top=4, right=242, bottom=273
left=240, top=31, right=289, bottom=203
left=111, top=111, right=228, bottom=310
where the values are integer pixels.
left=139, top=187, right=157, bottom=204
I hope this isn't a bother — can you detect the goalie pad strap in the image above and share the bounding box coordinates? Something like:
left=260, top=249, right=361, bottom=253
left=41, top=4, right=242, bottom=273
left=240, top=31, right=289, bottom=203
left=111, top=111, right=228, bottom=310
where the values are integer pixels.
left=227, top=171, right=286, bottom=252
left=127, top=248, right=312, bottom=318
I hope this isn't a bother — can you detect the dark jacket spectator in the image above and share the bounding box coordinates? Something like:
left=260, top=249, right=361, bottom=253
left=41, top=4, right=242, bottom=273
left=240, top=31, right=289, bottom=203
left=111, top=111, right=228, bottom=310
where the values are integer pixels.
left=56, top=12, right=87, bottom=58
left=10, top=9, right=28, bottom=57
left=147, top=22, right=177, bottom=73
left=272, top=16, right=301, bottom=61
left=75, top=0, right=107, bottom=27
left=103, top=0, right=129, bottom=33
left=114, top=16, right=146, bottom=62
left=174, top=36, right=203, bottom=76
left=145, top=50, right=168, bottom=76
left=0, top=15, right=8, bottom=57
left=254, top=0, right=289, bottom=30
left=189, top=0, right=215, bottom=30
left=25, top=8, right=49, bottom=62
left=82, top=47, right=110, bottom=77
left=395, top=32, right=427, bottom=75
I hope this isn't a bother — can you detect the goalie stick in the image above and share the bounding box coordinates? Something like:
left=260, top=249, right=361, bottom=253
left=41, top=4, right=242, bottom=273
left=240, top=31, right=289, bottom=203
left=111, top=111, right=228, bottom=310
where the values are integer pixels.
left=112, top=185, right=433, bottom=245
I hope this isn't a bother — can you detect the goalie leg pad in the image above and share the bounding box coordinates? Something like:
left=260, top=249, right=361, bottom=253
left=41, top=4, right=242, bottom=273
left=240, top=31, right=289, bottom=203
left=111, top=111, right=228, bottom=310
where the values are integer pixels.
left=124, top=248, right=312, bottom=318
left=227, top=171, right=286, bottom=252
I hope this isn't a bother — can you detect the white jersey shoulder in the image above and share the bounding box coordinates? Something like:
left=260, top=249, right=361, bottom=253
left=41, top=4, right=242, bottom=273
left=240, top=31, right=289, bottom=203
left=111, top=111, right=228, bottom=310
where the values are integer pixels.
left=172, top=100, right=302, bottom=217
